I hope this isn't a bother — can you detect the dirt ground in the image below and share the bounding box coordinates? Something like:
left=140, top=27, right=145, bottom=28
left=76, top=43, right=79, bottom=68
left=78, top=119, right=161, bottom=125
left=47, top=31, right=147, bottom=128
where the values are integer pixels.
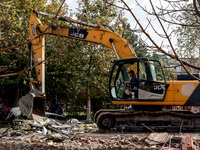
left=0, top=131, right=200, bottom=150
left=0, top=118, right=200, bottom=150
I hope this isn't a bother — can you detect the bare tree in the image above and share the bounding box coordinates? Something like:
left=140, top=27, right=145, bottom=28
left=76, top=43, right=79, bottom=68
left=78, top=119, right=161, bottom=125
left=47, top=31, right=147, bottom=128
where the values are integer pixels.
left=105, top=0, right=200, bottom=80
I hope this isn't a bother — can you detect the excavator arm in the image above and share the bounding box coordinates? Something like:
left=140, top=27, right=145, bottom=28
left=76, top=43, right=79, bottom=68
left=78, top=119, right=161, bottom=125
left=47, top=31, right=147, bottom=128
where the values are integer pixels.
left=19, top=10, right=137, bottom=119
left=29, top=10, right=136, bottom=85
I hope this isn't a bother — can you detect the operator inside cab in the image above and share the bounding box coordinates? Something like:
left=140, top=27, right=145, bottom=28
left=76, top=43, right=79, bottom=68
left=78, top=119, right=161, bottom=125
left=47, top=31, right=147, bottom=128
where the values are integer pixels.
left=124, top=70, right=138, bottom=100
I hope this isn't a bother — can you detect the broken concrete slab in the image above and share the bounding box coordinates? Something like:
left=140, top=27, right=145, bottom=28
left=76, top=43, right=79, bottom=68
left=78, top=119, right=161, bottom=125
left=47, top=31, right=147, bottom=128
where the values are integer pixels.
left=47, top=133, right=66, bottom=142
left=145, top=132, right=169, bottom=145
left=66, top=118, right=82, bottom=124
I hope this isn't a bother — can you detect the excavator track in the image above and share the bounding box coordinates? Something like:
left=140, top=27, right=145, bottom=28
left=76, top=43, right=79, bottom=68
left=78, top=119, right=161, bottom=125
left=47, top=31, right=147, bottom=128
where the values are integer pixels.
left=95, top=109, right=200, bottom=132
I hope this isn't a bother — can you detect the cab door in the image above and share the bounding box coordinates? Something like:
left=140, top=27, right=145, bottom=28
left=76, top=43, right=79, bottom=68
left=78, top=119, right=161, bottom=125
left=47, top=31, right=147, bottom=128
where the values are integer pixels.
left=138, top=60, right=166, bottom=100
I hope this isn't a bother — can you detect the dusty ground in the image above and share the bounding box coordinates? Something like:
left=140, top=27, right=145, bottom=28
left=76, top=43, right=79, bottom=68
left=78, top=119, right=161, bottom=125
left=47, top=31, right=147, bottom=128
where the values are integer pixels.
left=0, top=131, right=200, bottom=150
left=0, top=118, right=200, bottom=150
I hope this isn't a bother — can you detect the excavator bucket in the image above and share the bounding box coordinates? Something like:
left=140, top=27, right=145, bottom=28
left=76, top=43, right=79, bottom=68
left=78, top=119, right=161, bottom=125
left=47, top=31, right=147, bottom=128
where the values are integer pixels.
left=19, top=90, right=46, bottom=119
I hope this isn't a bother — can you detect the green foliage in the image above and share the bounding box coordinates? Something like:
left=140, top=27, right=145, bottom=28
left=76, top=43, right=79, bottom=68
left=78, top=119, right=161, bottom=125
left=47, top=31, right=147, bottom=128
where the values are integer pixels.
left=0, top=0, right=151, bottom=114
left=0, top=0, right=68, bottom=106
left=58, top=0, right=119, bottom=112
left=159, top=60, right=177, bottom=81
left=76, top=0, right=118, bottom=24
left=117, top=23, right=148, bottom=58
left=174, top=4, right=199, bottom=58
left=172, top=2, right=200, bottom=73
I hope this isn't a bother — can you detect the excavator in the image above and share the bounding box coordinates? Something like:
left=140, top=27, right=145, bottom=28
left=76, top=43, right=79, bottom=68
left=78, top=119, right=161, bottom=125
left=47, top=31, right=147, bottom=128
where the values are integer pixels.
left=19, top=10, right=200, bottom=131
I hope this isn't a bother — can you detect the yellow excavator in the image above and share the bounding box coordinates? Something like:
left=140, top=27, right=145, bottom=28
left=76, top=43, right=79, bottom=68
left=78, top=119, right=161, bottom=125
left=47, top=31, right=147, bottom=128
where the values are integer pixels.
left=19, top=10, right=200, bottom=131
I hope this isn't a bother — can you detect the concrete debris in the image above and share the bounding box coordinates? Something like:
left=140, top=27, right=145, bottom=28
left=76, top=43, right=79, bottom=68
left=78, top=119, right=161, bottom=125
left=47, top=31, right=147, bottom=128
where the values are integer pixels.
left=66, top=118, right=82, bottom=124
left=47, top=133, right=66, bottom=142
left=146, top=132, right=169, bottom=145
left=181, top=136, right=197, bottom=150
left=51, top=124, right=71, bottom=129
left=0, top=118, right=200, bottom=149
left=130, top=135, right=140, bottom=142
left=30, top=121, right=43, bottom=128
left=6, top=107, right=21, bottom=120
left=42, top=126, right=47, bottom=135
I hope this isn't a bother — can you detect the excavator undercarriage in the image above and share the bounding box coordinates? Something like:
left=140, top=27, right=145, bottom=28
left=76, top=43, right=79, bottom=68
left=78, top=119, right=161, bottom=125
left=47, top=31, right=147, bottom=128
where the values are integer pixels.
left=95, top=108, right=200, bottom=132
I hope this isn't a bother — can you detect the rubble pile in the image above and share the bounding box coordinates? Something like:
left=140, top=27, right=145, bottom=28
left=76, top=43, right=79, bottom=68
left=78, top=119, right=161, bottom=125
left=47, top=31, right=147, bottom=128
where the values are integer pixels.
left=0, top=118, right=99, bottom=149
left=0, top=118, right=97, bottom=136
left=0, top=118, right=200, bottom=149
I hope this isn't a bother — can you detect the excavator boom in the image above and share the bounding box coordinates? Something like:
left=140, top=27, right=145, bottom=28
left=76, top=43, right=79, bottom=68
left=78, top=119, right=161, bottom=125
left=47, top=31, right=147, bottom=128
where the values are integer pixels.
left=19, top=10, right=137, bottom=119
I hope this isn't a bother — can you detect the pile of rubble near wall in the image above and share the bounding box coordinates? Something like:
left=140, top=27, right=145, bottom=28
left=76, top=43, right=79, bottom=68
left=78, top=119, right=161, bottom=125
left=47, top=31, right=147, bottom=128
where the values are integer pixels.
left=0, top=118, right=200, bottom=150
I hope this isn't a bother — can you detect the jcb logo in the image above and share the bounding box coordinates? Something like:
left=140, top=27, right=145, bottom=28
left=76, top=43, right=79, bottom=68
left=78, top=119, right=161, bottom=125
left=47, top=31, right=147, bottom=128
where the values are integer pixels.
left=69, top=28, right=88, bottom=39
left=31, top=22, right=35, bottom=36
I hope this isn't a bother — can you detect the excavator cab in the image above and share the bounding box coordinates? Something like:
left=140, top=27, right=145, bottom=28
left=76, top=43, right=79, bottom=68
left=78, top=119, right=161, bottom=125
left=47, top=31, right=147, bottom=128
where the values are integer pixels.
left=109, top=58, right=167, bottom=102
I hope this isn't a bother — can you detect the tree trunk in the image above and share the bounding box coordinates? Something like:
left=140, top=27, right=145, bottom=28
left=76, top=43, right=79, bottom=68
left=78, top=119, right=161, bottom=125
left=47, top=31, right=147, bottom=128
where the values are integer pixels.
left=86, top=55, right=92, bottom=123
left=15, top=60, right=21, bottom=106
left=15, top=77, right=20, bottom=106
left=86, top=89, right=91, bottom=123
